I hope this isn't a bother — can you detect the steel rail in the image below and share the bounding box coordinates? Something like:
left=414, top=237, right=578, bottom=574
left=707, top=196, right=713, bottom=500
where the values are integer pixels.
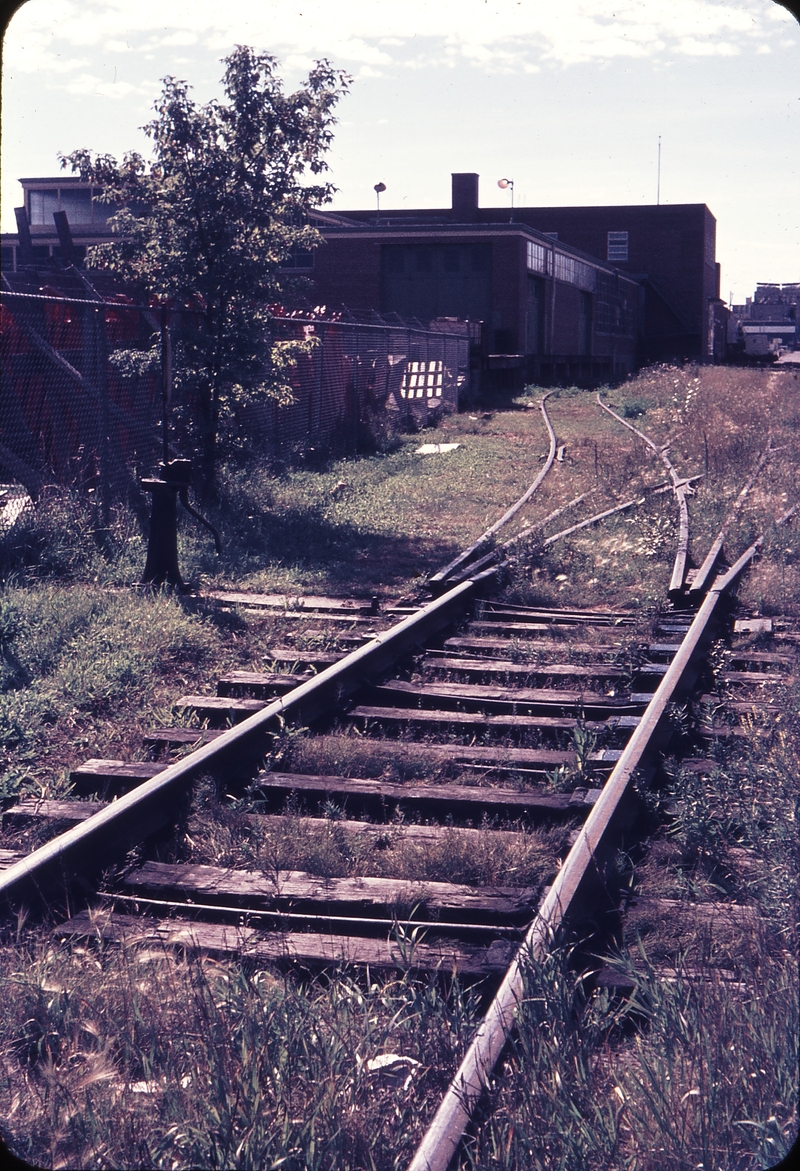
left=597, top=394, right=694, bottom=596
left=497, top=493, right=587, bottom=550
left=100, top=893, right=527, bottom=936
left=0, top=570, right=497, bottom=911
left=688, top=439, right=773, bottom=596
left=429, top=394, right=557, bottom=585
left=540, top=495, right=643, bottom=548
left=407, top=538, right=763, bottom=1171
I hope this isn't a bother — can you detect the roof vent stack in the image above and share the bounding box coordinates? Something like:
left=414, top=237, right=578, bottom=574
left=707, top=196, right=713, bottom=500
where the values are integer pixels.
left=451, top=173, right=480, bottom=222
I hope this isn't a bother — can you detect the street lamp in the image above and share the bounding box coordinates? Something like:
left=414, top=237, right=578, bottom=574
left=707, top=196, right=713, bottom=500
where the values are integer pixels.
left=497, top=178, right=514, bottom=223
left=374, top=181, right=386, bottom=224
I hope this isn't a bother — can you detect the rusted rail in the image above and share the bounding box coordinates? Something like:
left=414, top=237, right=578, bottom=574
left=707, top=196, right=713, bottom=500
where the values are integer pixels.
left=688, top=438, right=773, bottom=596
left=407, top=536, right=764, bottom=1171
left=597, top=393, right=699, bottom=597
left=429, top=394, right=557, bottom=586
left=0, top=570, right=499, bottom=910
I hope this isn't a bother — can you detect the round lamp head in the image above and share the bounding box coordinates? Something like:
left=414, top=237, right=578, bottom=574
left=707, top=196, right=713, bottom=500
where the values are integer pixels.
left=374, top=182, right=387, bottom=194
left=497, top=178, right=511, bottom=189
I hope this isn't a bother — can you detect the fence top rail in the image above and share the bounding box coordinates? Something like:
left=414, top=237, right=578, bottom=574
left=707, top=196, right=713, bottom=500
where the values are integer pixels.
left=1, top=291, right=471, bottom=340
left=271, top=315, right=476, bottom=339
left=0, top=289, right=206, bottom=315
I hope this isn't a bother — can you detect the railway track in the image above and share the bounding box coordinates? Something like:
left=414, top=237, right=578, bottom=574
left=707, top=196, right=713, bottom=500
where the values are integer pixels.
left=1, top=395, right=797, bottom=1169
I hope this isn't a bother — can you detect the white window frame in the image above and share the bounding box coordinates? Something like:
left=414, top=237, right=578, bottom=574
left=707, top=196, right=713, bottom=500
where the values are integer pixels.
left=607, top=231, right=629, bottom=262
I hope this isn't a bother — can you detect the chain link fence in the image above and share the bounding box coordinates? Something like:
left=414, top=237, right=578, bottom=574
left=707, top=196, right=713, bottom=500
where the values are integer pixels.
left=252, top=313, right=469, bottom=459
left=1, top=273, right=471, bottom=534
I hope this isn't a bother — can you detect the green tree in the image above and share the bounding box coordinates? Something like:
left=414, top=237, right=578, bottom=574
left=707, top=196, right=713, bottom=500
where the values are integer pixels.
left=61, top=46, right=350, bottom=494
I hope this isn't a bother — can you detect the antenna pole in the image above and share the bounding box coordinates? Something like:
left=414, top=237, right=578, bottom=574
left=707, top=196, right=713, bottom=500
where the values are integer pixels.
left=657, top=135, right=661, bottom=205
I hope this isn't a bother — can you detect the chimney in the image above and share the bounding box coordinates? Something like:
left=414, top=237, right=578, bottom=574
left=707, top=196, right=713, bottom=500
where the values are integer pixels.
left=451, top=173, right=479, bottom=221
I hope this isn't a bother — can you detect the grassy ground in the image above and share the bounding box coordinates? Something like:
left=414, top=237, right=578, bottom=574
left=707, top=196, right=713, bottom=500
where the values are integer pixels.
left=0, top=363, right=798, bottom=1168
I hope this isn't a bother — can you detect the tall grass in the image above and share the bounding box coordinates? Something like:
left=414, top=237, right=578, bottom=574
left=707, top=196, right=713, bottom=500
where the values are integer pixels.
left=0, top=937, right=483, bottom=1171
left=0, top=364, right=798, bottom=1167
left=0, top=585, right=220, bottom=801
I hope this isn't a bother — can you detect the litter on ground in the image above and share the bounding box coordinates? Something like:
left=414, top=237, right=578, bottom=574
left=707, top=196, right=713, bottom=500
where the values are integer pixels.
left=414, top=442, right=461, bottom=455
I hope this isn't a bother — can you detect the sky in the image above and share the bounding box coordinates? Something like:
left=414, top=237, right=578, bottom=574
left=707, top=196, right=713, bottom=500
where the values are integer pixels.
left=1, top=0, right=798, bottom=304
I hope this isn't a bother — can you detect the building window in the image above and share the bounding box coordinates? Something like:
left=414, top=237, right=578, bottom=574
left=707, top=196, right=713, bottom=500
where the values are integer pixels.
left=60, top=188, right=93, bottom=224
left=29, top=190, right=59, bottom=226
left=526, top=240, right=548, bottom=274
left=553, top=252, right=595, bottom=291
left=607, top=231, right=629, bottom=262
left=28, top=186, right=115, bottom=227
left=279, top=246, right=315, bottom=270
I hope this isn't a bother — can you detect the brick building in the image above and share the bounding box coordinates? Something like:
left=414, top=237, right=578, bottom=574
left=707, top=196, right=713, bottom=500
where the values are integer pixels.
left=3, top=171, right=728, bottom=388
left=311, top=174, right=726, bottom=377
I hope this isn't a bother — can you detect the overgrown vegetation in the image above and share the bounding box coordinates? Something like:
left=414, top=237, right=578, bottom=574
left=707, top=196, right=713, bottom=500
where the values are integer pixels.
left=1, top=362, right=798, bottom=1168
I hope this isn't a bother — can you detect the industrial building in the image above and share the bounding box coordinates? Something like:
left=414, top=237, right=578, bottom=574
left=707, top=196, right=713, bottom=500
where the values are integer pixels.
left=309, top=173, right=728, bottom=384
left=3, top=171, right=729, bottom=388
left=728, top=283, right=798, bottom=357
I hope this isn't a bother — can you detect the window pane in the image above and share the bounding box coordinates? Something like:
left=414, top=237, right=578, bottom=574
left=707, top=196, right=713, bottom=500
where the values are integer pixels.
left=607, top=231, right=629, bottom=262
left=29, top=190, right=58, bottom=225
left=60, top=188, right=92, bottom=224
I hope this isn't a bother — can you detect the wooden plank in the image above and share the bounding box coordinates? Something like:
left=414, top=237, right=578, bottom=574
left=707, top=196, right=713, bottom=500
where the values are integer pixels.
left=631, top=897, right=759, bottom=926
left=595, top=965, right=744, bottom=992
left=352, top=741, right=624, bottom=769
left=71, top=758, right=160, bottom=796
left=123, top=861, right=541, bottom=918
left=481, top=602, right=638, bottom=623
left=55, top=910, right=515, bottom=975
left=349, top=705, right=638, bottom=735
left=203, top=591, right=380, bottom=613
left=698, top=695, right=779, bottom=713
left=263, top=649, right=344, bottom=666
left=143, top=728, right=225, bottom=750
left=253, top=771, right=586, bottom=816
left=216, top=670, right=314, bottom=696
left=443, top=636, right=629, bottom=656
left=0, top=848, right=27, bottom=870
left=4, top=799, right=107, bottom=827
left=374, top=678, right=634, bottom=709
left=726, top=650, right=794, bottom=667
left=424, top=657, right=627, bottom=679
left=253, top=816, right=537, bottom=849
left=2, top=800, right=539, bottom=851
left=718, top=670, right=789, bottom=685
left=175, top=696, right=268, bottom=720
left=467, top=621, right=628, bottom=638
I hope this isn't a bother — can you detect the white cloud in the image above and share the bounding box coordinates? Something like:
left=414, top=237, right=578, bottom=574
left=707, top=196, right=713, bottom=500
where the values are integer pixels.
left=63, top=72, right=158, bottom=99
left=675, top=36, right=742, bottom=54
left=4, top=0, right=796, bottom=79
left=154, top=31, right=198, bottom=47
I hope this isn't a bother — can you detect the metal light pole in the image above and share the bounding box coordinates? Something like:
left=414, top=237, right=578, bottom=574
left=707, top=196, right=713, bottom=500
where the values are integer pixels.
left=374, top=181, right=386, bottom=225
left=497, top=178, right=514, bottom=223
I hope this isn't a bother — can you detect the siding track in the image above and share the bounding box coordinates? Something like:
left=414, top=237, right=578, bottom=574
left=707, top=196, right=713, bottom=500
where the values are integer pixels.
left=1, top=393, right=797, bottom=1169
